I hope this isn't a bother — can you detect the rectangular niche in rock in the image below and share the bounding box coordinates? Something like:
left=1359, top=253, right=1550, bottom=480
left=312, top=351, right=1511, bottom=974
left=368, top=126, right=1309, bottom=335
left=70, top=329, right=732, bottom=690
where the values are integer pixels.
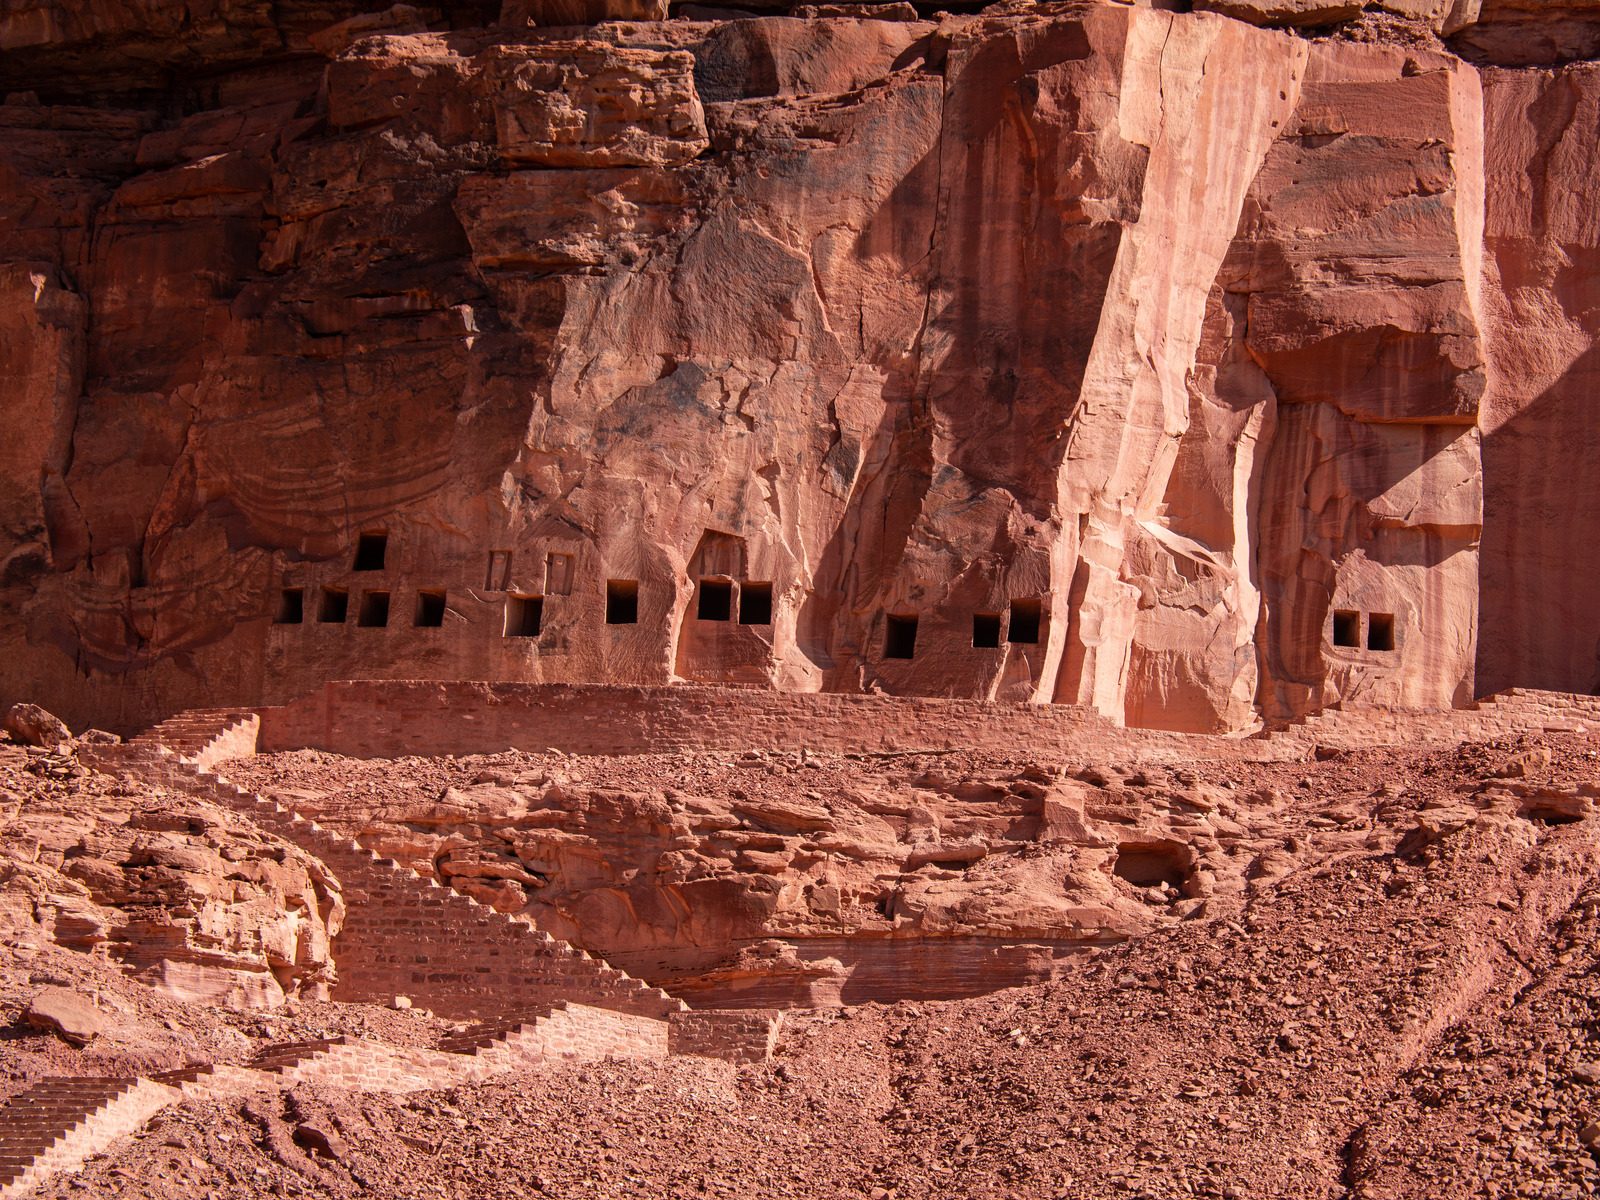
left=505, top=594, right=543, bottom=638
left=275, top=588, right=304, bottom=625
left=885, top=613, right=918, bottom=659
left=697, top=578, right=732, bottom=621
left=1333, top=609, right=1360, bottom=648
left=358, top=591, right=390, bottom=628
left=972, top=612, right=1001, bottom=648
left=414, top=590, right=446, bottom=628
left=545, top=552, right=574, bottom=596
left=353, top=531, right=388, bottom=572
left=318, top=587, right=349, bottom=624
left=738, top=581, right=772, bottom=625
left=1008, top=598, right=1042, bottom=644
left=1368, top=612, right=1396, bottom=652
left=606, top=579, right=638, bottom=625
left=485, top=550, right=512, bottom=591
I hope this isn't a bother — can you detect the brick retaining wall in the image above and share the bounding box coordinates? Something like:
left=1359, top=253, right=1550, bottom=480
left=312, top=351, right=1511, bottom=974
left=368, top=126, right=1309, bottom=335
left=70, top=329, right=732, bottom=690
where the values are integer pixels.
left=667, top=1010, right=784, bottom=1063
left=255, top=679, right=1232, bottom=761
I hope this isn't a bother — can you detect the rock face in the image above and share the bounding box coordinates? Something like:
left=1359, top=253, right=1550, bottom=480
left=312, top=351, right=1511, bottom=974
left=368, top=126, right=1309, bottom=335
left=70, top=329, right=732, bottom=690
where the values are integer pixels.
left=233, top=745, right=1394, bottom=1007
left=0, top=1, right=1599, bottom=735
left=0, top=745, right=343, bottom=1008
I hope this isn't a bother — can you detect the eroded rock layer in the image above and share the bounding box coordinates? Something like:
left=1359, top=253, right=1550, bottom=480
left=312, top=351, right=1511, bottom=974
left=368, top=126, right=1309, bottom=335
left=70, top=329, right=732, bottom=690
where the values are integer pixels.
left=1, top=0, right=1597, bottom=733
left=0, top=745, right=341, bottom=1008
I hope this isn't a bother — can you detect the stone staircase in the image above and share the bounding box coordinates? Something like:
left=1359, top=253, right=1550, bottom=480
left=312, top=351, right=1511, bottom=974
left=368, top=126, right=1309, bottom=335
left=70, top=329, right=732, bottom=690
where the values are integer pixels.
left=0, top=705, right=784, bottom=1198
left=87, top=715, right=686, bottom=1023
left=129, top=708, right=261, bottom=771
left=0, top=999, right=674, bottom=1198
left=0, top=1077, right=178, bottom=1199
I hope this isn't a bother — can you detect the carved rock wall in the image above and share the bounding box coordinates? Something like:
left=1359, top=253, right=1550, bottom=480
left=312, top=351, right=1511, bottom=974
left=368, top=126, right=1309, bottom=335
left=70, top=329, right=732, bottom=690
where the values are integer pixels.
left=0, top=1, right=1594, bottom=733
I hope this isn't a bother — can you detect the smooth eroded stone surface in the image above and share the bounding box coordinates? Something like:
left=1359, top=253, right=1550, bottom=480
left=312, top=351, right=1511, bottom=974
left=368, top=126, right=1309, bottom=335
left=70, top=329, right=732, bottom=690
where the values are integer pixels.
left=1193, top=0, right=1365, bottom=26
left=21, top=985, right=107, bottom=1045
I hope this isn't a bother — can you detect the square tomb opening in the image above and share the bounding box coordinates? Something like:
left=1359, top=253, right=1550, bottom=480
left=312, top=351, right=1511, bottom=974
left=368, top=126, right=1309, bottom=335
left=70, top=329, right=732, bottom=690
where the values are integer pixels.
left=697, top=578, right=732, bottom=621
left=884, top=613, right=918, bottom=659
left=738, top=581, right=773, bottom=625
left=972, top=612, right=1001, bottom=648
left=275, top=588, right=304, bottom=625
left=606, top=580, right=639, bottom=625
left=358, top=591, right=390, bottom=628
left=353, top=531, right=388, bottom=572
left=1333, top=609, right=1360, bottom=648
left=1008, top=598, right=1042, bottom=644
left=414, top=590, right=446, bottom=627
left=1368, top=612, right=1396, bottom=652
left=505, top=594, right=543, bottom=637
left=318, top=587, right=349, bottom=624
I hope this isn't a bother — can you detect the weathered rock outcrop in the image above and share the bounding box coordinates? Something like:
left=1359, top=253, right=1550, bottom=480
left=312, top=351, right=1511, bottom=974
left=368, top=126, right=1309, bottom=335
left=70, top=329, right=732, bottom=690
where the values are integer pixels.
left=232, top=745, right=1396, bottom=1006
left=0, top=0, right=1597, bottom=735
left=0, top=745, right=342, bottom=1008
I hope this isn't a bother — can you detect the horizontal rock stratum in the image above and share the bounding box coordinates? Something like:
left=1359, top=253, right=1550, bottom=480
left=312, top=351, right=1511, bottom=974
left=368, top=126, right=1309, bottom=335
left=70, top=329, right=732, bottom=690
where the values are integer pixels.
left=2, top=0, right=1598, bottom=734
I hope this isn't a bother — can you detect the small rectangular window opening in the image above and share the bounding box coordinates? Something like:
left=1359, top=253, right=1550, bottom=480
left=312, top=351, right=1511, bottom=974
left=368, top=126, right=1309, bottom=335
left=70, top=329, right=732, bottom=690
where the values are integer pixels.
left=1332, top=609, right=1360, bottom=648
left=606, top=579, right=638, bottom=625
left=697, top=578, right=733, bottom=622
left=275, top=588, right=304, bottom=625
left=357, top=590, right=390, bottom=628
left=885, top=613, right=918, bottom=660
left=738, top=581, right=773, bottom=626
left=353, top=531, right=388, bottom=571
left=485, top=550, right=512, bottom=591
left=972, top=612, right=1001, bottom=648
left=318, top=587, right=348, bottom=624
left=1368, top=612, right=1396, bottom=652
left=1008, top=598, right=1042, bottom=644
left=414, top=590, right=446, bottom=628
left=505, top=594, right=543, bottom=637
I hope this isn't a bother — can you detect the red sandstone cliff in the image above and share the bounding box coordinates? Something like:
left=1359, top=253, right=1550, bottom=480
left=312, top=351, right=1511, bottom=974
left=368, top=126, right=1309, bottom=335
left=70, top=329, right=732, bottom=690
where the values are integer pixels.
left=2, top=0, right=1599, bottom=733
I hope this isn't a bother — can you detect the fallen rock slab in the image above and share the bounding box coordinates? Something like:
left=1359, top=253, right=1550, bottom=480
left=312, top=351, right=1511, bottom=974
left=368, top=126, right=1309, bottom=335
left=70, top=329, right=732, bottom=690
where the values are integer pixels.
left=22, top=986, right=107, bottom=1047
left=3, top=703, right=71, bottom=749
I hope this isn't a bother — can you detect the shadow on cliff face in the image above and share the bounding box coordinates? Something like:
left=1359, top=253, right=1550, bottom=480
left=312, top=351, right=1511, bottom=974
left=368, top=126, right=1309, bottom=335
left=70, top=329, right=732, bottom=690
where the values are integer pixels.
left=1254, top=400, right=1482, bottom=717
left=1478, top=340, right=1600, bottom=696
left=796, top=398, right=933, bottom=685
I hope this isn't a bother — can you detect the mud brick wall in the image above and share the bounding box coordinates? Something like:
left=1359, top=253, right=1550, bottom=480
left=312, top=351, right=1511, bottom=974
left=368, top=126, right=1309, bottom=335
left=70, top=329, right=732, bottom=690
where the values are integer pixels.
left=667, top=1009, right=784, bottom=1063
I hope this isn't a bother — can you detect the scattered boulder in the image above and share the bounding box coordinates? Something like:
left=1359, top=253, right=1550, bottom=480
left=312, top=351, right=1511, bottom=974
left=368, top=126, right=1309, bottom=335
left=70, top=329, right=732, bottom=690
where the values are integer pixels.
left=22, top=986, right=107, bottom=1047
left=1491, top=746, right=1552, bottom=779
left=293, top=1122, right=348, bottom=1162
left=3, top=703, right=71, bottom=749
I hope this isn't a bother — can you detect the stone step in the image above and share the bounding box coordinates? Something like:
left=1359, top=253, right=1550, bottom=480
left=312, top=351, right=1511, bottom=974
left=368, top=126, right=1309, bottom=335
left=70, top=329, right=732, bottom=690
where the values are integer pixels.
left=119, top=710, right=689, bottom=1022
left=0, top=1078, right=177, bottom=1199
